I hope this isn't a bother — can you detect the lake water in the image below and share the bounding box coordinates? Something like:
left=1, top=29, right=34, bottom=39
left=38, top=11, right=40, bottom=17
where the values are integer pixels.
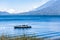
left=0, top=15, right=60, bottom=38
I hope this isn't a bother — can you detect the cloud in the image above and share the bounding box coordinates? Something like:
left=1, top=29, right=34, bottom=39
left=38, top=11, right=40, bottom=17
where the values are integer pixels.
left=0, top=8, right=35, bottom=14
left=0, top=0, right=50, bottom=14
left=6, top=9, right=16, bottom=14
left=0, top=9, right=20, bottom=14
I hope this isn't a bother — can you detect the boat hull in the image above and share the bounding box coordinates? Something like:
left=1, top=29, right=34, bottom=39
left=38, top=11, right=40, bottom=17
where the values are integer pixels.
left=14, top=26, right=31, bottom=29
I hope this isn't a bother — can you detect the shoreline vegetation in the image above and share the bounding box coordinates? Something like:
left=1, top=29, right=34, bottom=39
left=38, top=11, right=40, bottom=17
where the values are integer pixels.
left=0, top=34, right=45, bottom=40
left=0, top=34, right=59, bottom=40
left=0, top=34, right=60, bottom=40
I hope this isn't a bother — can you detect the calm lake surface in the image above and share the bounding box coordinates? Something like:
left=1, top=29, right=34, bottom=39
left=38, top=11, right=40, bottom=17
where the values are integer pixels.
left=0, top=15, right=60, bottom=37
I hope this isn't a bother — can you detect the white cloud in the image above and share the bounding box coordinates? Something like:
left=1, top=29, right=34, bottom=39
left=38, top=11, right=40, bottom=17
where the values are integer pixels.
left=0, top=0, right=50, bottom=14
left=7, top=9, right=16, bottom=13
left=0, top=8, right=34, bottom=14
left=0, top=9, right=21, bottom=14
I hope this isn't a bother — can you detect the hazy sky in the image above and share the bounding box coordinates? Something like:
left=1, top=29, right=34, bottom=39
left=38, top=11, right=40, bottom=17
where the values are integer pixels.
left=0, top=0, right=50, bottom=14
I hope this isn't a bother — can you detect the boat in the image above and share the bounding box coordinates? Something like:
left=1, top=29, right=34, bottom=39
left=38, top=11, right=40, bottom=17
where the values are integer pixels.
left=14, top=25, right=31, bottom=29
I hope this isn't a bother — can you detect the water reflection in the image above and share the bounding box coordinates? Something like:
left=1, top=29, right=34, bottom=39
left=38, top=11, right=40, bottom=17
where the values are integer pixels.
left=0, top=21, right=60, bottom=37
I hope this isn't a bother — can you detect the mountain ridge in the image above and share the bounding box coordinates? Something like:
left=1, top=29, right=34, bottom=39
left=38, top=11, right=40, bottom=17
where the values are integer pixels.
left=30, top=0, right=60, bottom=15
left=0, top=0, right=60, bottom=15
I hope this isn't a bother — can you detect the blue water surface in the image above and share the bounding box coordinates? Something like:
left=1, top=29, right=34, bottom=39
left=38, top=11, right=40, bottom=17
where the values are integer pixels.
left=0, top=15, right=60, bottom=38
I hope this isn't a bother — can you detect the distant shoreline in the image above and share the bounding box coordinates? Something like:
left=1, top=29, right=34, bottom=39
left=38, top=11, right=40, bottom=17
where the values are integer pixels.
left=0, top=15, right=60, bottom=17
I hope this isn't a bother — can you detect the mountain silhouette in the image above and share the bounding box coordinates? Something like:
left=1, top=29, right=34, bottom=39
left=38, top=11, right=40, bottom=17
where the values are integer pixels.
left=0, top=11, right=9, bottom=15
left=0, top=0, right=60, bottom=15
left=30, top=0, right=60, bottom=15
